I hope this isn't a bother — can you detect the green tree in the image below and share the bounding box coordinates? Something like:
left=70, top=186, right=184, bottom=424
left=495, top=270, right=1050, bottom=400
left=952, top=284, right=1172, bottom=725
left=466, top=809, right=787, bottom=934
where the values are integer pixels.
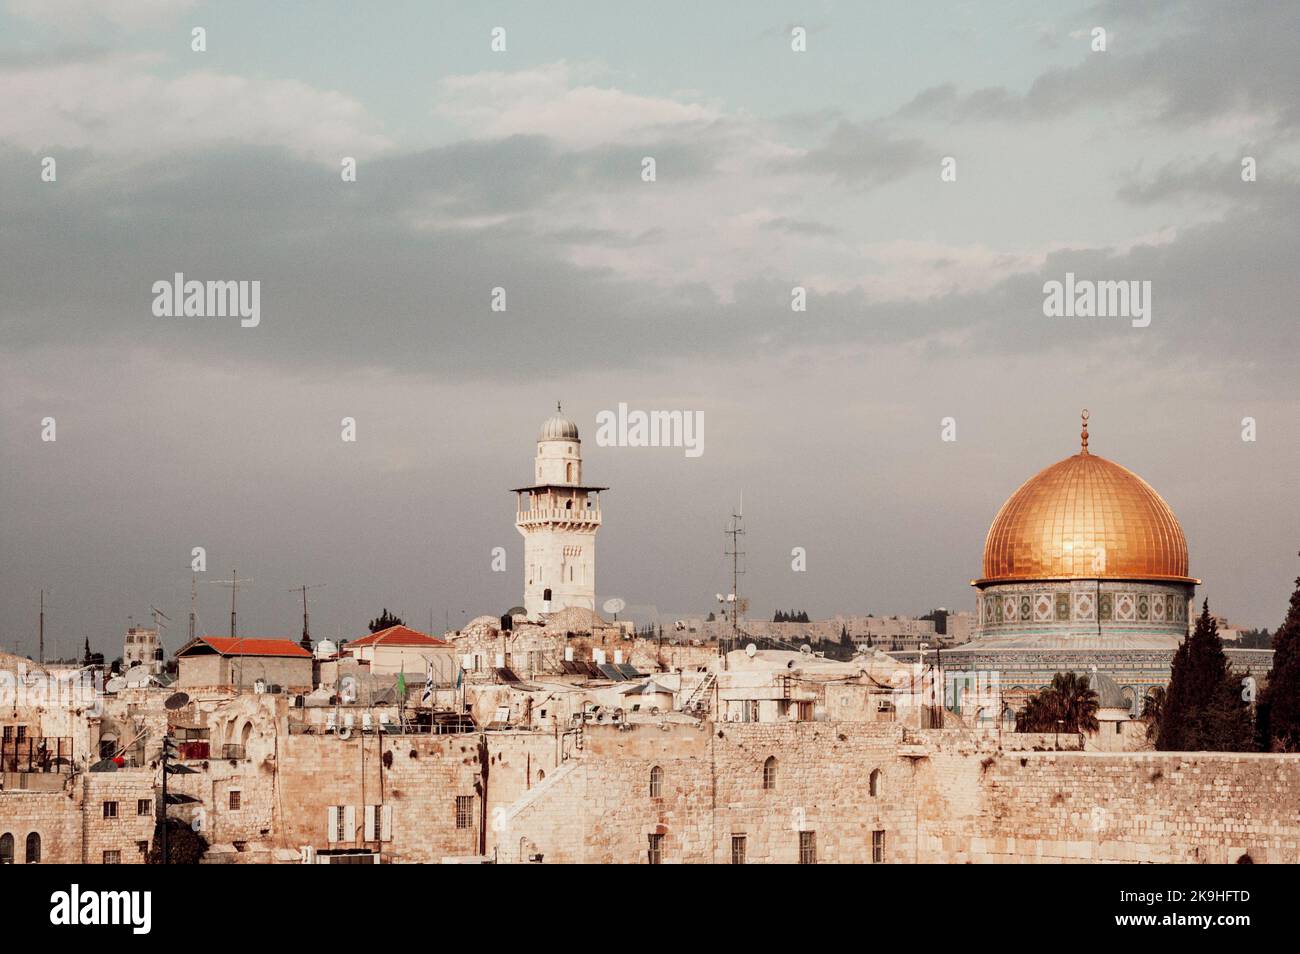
left=1158, top=601, right=1253, bottom=751
left=1017, top=672, right=1100, bottom=734
left=147, top=819, right=209, bottom=864
left=1260, top=555, right=1300, bottom=751
left=368, top=608, right=405, bottom=633
left=1142, top=686, right=1165, bottom=743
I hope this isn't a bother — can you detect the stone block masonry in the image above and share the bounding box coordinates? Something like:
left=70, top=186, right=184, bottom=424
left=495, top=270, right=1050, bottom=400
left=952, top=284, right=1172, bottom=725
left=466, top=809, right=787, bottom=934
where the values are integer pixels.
left=493, top=723, right=1300, bottom=864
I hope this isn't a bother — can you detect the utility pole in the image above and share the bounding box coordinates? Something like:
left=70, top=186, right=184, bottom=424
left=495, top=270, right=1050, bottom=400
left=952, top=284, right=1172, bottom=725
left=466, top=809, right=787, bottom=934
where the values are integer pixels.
left=38, top=589, right=45, bottom=666
left=289, top=583, right=326, bottom=652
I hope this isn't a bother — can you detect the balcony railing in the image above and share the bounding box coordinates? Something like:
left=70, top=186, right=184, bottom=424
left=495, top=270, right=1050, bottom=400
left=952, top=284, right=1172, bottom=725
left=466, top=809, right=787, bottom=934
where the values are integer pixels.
left=516, top=508, right=601, bottom=524
left=1, top=737, right=74, bottom=774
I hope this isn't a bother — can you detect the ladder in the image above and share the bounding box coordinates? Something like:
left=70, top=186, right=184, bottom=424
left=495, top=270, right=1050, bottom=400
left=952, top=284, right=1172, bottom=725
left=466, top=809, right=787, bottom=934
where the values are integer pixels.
left=683, top=672, right=716, bottom=716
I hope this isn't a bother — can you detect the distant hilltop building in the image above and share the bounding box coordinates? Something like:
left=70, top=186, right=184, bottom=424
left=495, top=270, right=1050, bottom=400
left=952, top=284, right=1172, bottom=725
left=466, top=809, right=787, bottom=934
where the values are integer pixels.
left=122, top=626, right=163, bottom=675
left=513, top=406, right=606, bottom=618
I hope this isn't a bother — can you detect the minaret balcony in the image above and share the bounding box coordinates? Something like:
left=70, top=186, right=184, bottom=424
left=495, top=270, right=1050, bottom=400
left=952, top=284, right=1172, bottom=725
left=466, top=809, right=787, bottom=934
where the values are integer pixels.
left=516, top=508, right=601, bottom=526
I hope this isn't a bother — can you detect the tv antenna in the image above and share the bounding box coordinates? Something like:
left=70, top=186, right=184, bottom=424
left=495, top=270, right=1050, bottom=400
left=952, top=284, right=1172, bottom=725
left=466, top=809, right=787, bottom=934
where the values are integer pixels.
left=289, top=583, right=327, bottom=651
left=212, top=569, right=253, bottom=639
left=38, top=588, right=48, bottom=665
left=150, top=605, right=172, bottom=656
left=187, top=572, right=199, bottom=643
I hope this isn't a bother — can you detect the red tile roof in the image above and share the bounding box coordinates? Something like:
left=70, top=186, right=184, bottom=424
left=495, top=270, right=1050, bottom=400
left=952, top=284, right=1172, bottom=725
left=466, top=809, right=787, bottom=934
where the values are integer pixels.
left=185, top=637, right=313, bottom=659
left=347, top=625, right=448, bottom=648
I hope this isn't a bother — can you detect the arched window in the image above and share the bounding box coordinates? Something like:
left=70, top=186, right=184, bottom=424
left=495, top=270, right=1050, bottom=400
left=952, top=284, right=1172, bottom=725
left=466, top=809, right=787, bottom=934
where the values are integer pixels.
left=0, top=833, right=13, bottom=865
left=869, top=768, right=882, bottom=797
left=763, top=756, right=778, bottom=790
left=649, top=765, right=663, bottom=798
left=566, top=462, right=576, bottom=482
left=25, top=832, right=40, bottom=864
left=543, top=588, right=552, bottom=602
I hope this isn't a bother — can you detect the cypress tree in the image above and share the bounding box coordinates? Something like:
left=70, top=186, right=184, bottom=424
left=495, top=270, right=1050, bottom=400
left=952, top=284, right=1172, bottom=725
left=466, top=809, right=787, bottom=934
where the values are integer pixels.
left=1158, top=600, right=1252, bottom=751
left=1260, top=554, right=1300, bottom=751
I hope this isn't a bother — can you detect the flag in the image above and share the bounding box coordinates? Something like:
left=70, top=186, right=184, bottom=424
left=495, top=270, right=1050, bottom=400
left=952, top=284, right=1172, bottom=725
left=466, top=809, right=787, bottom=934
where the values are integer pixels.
left=421, top=659, right=434, bottom=704
left=456, top=668, right=462, bottom=690
left=396, top=670, right=406, bottom=698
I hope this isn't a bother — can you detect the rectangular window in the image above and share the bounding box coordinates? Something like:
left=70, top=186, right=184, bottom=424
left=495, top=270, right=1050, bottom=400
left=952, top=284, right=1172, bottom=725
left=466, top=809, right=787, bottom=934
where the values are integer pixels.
left=872, top=829, right=886, bottom=863
left=16, top=725, right=27, bottom=742
left=136, top=798, right=152, bottom=816
left=731, top=835, right=746, bottom=865
left=799, top=830, right=817, bottom=865
left=647, top=833, right=663, bottom=865
left=229, top=790, right=241, bottom=810
left=335, top=806, right=347, bottom=842
left=103, top=801, right=118, bottom=819
left=2, top=726, right=12, bottom=742
left=103, top=850, right=121, bottom=864
left=455, top=795, right=474, bottom=830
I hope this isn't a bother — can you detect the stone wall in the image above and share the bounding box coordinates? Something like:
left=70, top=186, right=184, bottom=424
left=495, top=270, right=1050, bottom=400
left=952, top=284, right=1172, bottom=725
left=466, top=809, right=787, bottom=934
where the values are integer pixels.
left=494, top=722, right=918, bottom=864
left=82, top=769, right=157, bottom=864
left=919, top=749, right=1300, bottom=863
left=493, top=723, right=1300, bottom=864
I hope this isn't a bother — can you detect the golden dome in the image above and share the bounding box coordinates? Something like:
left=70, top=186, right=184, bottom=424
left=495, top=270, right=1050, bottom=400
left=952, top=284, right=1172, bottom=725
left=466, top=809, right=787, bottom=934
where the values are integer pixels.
left=978, top=415, right=1194, bottom=585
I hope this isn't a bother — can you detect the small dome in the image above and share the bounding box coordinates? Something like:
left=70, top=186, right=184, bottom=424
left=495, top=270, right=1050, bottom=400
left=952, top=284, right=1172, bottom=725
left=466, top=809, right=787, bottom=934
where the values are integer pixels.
left=539, top=404, right=579, bottom=441
left=1084, top=670, right=1129, bottom=710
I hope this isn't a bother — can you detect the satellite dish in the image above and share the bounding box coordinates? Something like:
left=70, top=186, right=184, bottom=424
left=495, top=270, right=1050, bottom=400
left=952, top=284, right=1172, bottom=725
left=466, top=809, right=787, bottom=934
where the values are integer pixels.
left=745, top=643, right=757, bottom=658
left=164, top=691, right=191, bottom=711
left=104, top=677, right=126, bottom=693
left=800, top=644, right=812, bottom=655
left=602, top=598, right=626, bottom=615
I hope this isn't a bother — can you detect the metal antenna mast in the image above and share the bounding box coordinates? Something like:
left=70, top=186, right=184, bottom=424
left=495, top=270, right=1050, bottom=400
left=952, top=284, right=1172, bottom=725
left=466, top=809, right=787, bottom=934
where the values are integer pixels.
left=724, top=499, right=746, bottom=641
left=212, top=569, right=252, bottom=639
left=289, top=583, right=326, bottom=651
left=39, top=589, right=45, bottom=665
left=189, top=573, right=198, bottom=643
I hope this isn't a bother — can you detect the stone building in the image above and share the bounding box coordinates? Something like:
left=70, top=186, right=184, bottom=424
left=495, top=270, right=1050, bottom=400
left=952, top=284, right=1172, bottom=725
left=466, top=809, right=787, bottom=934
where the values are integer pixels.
left=341, top=624, right=457, bottom=680
left=175, top=636, right=313, bottom=692
left=122, top=626, right=164, bottom=675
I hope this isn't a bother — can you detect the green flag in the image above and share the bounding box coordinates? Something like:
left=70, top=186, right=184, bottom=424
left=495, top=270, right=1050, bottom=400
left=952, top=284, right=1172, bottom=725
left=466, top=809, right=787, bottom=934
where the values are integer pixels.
left=396, top=670, right=406, bottom=697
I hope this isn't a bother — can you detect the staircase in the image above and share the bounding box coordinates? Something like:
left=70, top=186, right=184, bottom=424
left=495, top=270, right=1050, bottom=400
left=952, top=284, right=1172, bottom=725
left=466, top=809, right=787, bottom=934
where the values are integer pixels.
left=682, top=672, right=716, bottom=717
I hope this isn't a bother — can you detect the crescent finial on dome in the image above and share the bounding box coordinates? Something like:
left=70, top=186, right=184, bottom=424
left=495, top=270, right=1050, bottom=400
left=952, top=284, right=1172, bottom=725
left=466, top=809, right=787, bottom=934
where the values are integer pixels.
left=1080, top=408, right=1090, bottom=454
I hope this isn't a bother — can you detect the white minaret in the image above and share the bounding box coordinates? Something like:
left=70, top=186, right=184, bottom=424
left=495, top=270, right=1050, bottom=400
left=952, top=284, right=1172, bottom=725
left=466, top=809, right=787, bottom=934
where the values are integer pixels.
left=514, top=405, right=605, bottom=618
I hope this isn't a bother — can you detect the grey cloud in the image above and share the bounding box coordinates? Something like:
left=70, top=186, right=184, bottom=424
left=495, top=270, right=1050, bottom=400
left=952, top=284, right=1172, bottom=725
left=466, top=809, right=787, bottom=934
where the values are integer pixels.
left=899, top=2, right=1300, bottom=130
left=779, top=121, right=929, bottom=186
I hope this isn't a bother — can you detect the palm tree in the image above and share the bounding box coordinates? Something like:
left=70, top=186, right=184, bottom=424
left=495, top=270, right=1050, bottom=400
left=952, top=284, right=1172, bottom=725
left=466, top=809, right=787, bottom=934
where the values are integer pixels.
left=1017, top=672, right=1100, bottom=733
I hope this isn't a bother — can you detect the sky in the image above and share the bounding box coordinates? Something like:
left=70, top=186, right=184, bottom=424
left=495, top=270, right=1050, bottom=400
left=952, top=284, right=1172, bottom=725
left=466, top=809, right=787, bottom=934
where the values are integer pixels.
left=2, top=0, right=1298, bottom=660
